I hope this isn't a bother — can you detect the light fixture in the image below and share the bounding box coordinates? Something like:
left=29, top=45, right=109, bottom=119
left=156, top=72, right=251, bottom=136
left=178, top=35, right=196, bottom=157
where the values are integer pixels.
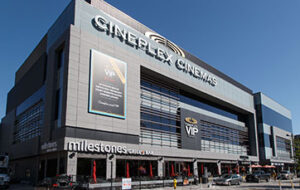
left=69, top=152, right=75, bottom=159
left=108, top=154, right=114, bottom=160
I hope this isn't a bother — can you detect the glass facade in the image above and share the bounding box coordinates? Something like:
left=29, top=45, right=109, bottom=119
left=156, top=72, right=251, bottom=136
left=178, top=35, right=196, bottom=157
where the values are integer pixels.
left=14, top=101, right=44, bottom=143
left=140, top=72, right=249, bottom=155
left=77, top=158, right=106, bottom=179
left=116, top=160, right=158, bottom=179
left=179, top=92, right=242, bottom=121
left=200, top=120, right=248, bottom=155
left=164, top=161, right=194, bottom=178
left=259, top=104, right=292, bottom=133
left=261, top=133, right=275, bottom=158
left=55, top=48, right=65, bottom=127
left=276, top=136, right=291, bottom=159
left=263, top=133, right=271, bottom=148
left=16, top=86, right=45, bottom=116
left=140, top=79, right=181, bottom=148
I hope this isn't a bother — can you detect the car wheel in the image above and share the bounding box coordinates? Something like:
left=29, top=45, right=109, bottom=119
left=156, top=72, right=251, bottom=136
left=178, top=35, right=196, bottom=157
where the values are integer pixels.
left=266, top=178, right=269, bottom=182
left=229, top=181, right=232, bottom=186
left=237, top=181, right=240, bottom=185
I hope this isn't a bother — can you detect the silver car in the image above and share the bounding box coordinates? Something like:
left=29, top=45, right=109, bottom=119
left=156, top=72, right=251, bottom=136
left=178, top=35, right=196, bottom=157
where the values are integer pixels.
left=214, top=174, right=242, bottom=186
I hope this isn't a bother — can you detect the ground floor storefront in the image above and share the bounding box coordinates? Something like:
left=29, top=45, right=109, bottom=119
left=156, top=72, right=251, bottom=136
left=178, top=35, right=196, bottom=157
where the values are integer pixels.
left=31, top=151, right=257, bottom=184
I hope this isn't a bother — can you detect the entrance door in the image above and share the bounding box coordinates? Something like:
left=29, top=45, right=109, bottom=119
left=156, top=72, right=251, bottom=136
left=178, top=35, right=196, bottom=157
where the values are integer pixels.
left=46, top=159, right=57, bottom=177
left=38, top=160, right=45, bottom=180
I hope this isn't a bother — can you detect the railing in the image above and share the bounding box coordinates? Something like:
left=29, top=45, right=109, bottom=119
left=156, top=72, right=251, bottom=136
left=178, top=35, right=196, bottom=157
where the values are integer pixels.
left=85, top=177, right=196, bottom=189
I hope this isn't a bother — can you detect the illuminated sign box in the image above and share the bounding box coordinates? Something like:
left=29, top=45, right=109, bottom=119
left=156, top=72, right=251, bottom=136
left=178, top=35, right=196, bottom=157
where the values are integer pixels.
left=89, top=49, right=127, bottom=119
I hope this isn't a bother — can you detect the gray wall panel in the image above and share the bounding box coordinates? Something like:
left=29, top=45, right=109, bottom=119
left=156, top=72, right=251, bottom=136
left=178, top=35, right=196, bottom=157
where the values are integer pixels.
left=47, top=1, right=75, bottom=51
left=72, top=0, right=255, bottom=113
left=6, top=53, right=47, bottom=114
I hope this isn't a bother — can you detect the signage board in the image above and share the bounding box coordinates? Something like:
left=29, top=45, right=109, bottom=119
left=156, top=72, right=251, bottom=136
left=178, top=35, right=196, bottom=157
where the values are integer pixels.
left=89, top=49, right=127, bottom=119
left=122, top=178, right=131, bottom=190
left=41, top=142, right=57, bottom=152
left=180, top=108, right=202, bottom=150
left=67, top=140, right=154, bottom=156
left=92, top=15, right=217, bottom=87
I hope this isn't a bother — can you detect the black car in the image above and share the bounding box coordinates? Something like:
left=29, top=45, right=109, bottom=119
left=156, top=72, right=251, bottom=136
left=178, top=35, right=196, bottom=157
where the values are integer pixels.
left=277, top=171, right=294, bottom=180
left=246, top=170, right=270, bottom=183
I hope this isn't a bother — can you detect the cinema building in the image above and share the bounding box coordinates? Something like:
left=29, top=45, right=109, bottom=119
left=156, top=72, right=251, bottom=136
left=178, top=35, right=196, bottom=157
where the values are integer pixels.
left=254, top=93, right=294, bottom=170
left=0, top=0, right=292, bottom=184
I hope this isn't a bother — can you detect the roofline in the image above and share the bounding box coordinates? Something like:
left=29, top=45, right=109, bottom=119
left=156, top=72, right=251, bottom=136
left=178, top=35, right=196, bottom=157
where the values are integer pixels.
left=90, top=0, right=253, bottom=94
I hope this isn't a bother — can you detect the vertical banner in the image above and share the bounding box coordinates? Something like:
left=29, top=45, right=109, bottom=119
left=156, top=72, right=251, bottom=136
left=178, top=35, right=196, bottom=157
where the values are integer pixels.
left=89, top=49, right=127, bottom=119
left=180, top=108, right=202, bottom=150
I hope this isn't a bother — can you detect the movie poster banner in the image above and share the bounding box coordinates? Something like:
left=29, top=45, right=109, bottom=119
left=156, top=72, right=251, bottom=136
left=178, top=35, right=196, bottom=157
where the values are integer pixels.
left=89, top=49, right=127, bottom=119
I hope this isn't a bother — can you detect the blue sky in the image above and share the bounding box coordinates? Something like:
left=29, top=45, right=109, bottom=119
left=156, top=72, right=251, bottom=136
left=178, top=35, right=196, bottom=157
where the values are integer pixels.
left=0, top=0, right=299, bottom=134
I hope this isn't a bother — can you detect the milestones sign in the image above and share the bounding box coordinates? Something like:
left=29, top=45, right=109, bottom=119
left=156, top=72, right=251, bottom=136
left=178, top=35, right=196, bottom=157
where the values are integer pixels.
left=89, top=50, right=127, bottom=119
left=67, top=140, right=153, bottom=156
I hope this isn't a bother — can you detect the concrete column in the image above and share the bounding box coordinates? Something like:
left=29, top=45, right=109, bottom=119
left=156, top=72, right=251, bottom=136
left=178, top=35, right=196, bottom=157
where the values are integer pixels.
left=57, top=155, right=60, bottom=175
left=272, top=129, right=277, bottom=157
left=158, top=158, right=164, bottom=177
left=33, top=158, right=40, bottom=184
left=290, top=138, right=294, bottom=158
left=249, top=164, right=252, bottom=173
left=217, top=162, right=221, bottom=175
left=106, top=154, right=116, bottom=180
left=193, top=161, right=198, bottom=177
left=66, top=152, right=77, bottom=177
left=44, top=159, right=47, bottom=178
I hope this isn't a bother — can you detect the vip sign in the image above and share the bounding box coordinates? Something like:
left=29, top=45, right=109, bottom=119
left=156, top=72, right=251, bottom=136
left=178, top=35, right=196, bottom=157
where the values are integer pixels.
left=184, top=117, right=198, bottom=137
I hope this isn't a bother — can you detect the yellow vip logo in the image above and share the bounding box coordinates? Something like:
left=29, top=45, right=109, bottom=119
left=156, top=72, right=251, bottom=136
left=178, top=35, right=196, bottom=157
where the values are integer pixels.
left=184, top=117, right=198, bottom=137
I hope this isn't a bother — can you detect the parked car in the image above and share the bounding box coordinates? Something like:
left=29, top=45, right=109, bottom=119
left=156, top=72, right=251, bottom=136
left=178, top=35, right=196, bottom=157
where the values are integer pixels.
left=39, top=174, right=78, bottom=189
left=246, top=170, right=270, bottom=183
left=214, top=174, right=242, bottom=185
left=278, top=171, right=294, bottom=180
left=0, top=154, right=10, bottom=189
left=0, top=167, right=10, bottom=189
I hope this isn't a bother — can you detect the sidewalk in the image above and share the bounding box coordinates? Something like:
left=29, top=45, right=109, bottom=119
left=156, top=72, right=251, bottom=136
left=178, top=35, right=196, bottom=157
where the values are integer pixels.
left=9, top=178, right=300, bottom=190
left=143, top=184, right=232, bottom=190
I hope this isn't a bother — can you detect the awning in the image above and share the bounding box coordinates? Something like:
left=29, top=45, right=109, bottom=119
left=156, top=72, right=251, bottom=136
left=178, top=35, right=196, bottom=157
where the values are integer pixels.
left=250, top=164, right=262, bottom=168
left=263, top=165, right=276, bottom=168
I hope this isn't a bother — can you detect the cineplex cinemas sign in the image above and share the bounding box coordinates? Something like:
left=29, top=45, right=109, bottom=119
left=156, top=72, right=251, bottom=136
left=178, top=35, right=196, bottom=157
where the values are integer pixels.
left=67, top=140, right=154, bottom=156
left=92, top=15, right=217, bottom=87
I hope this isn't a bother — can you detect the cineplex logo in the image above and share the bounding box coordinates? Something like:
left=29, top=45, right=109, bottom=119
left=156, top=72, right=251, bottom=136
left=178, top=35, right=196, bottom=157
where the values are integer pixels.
left=92, top=15, right=217, bottom=87
left=67, top=140, right=153, bottom=156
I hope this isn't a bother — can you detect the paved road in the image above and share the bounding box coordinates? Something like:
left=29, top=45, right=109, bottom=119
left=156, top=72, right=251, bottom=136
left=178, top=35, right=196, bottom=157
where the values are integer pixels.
left=8, top=179, right=300, bottom=190
left=143, top=179, right=300, bottom=190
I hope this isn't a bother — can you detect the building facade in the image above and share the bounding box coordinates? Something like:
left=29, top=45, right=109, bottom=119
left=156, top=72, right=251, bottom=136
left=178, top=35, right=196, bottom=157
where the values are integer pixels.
left=0, top=0, right=292, bottom=184
left=254, top=92, right=294, bottom=170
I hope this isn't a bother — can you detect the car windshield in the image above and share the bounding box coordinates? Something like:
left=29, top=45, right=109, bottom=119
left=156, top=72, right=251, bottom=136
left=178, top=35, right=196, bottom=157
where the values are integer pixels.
left=222, top=174, right=231, bottom=179
left=0, top=168, right=8, bottom=174
left=281, top=171, right=288, bottom=174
